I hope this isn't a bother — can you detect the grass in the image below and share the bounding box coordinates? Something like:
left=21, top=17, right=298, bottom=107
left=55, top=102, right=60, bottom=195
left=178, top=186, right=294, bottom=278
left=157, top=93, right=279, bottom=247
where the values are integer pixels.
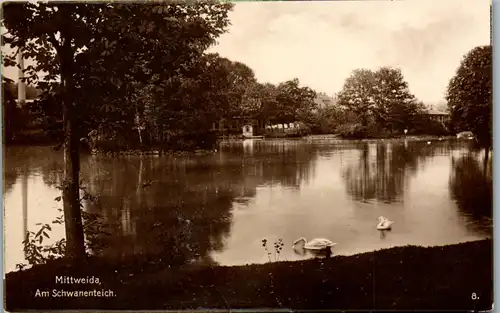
left=5, top=239, right=493, bottom=311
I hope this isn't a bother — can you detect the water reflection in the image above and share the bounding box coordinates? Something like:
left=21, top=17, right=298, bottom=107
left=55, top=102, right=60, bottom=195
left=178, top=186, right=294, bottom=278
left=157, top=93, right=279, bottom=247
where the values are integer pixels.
left=221, top=140, right=318, bottom=188
left=342, top=141, right=442, bottom=203
left=78, top=141, right=318, bottom=266
left=379, top=229, right=391, bottom=240
left=3, top=140, right=493, bottom=272
left=79, top=157, right=228, bottom=266
left=21, top=166, right=28, bottom=240
left=449, top=151, right=493, bottom=235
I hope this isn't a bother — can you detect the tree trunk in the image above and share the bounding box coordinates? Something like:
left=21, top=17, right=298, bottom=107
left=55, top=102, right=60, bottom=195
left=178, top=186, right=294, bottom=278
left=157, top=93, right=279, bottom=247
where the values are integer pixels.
left=361, top=114, right=368, bottom=128
left=61, top=71, right=86, bottom=261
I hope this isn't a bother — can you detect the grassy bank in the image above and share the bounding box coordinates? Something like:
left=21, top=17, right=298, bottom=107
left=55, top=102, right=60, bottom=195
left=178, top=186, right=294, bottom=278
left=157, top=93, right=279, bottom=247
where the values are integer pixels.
left=5, top=239, right=492, bottom=311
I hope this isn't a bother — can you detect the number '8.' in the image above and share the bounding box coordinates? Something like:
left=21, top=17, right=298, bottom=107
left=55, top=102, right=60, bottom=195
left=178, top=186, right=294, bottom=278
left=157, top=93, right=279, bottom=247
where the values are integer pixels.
left=471, top=293, right=479, bottom=300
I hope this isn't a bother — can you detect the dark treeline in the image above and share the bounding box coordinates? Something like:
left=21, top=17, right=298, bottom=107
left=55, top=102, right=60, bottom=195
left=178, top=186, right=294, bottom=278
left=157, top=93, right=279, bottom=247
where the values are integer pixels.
left=5, top=51, right=491, bottom=147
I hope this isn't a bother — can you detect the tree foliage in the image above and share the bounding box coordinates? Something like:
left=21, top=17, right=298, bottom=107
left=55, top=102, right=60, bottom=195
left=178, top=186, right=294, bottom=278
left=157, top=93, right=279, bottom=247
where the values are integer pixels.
left=337, top=67, right=425, bottom=135
left=372, top=67, right=420, bottom=133
left=237, top=78, right=317, bottom=126
left=300, top=105, right=357, bottom=135
left=446, top=45, right=492, bottom=147
left=336, top=69, right=375, bottom=127
left=2, top=1, right=233, bottom=260
left=274, top=78, right=317, bottom=124
left=2, top=76, right=20, bottom=143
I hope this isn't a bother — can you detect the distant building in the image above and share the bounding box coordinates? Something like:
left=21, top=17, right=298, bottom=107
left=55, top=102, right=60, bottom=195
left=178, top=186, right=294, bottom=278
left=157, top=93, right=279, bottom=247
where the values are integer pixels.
left=314, top=92, right=337, bottom=109
left=242, top=124, right=254, bottom=138
left=213, top=116, right=264, bottom=137
left=425, top=107, right=450, bottom=124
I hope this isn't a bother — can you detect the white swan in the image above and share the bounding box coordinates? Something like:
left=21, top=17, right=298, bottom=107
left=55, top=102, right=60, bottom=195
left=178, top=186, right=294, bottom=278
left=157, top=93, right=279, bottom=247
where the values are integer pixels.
left=376, top=216, right=394, bottom=230
left=292, top=237, right=336, bottom=250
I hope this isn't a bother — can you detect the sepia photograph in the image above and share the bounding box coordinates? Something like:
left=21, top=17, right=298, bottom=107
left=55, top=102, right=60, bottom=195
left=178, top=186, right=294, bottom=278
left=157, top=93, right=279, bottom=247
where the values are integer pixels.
left=2, top=0, right=493, bottom=311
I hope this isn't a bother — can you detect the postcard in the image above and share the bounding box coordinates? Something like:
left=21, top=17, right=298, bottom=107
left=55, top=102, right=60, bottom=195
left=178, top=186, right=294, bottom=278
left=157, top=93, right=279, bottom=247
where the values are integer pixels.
left=2, top=0, right=493, bottom=311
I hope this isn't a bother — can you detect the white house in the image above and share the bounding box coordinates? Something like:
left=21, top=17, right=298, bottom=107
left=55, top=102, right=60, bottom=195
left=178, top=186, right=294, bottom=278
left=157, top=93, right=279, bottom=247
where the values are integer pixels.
left=242, top=124, right=254, bottom=138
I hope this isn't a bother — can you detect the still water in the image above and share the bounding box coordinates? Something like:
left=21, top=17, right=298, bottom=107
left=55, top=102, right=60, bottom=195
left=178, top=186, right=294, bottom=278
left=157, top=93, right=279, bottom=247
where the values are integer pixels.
left=3, top=139, right=492, bottom=273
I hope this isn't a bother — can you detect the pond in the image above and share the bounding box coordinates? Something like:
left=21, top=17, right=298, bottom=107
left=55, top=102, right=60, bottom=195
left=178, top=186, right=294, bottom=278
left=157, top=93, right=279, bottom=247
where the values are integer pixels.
left=3, top=139, right=492, bottom=273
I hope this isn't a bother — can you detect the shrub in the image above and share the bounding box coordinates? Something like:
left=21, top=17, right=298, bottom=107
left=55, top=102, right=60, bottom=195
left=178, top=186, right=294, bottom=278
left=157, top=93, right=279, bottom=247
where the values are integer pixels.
left=17, top=188, right=111, bottom=270
left=336, top=123, right=368, bottom=139
left=412, top=117, right=450, bottom=136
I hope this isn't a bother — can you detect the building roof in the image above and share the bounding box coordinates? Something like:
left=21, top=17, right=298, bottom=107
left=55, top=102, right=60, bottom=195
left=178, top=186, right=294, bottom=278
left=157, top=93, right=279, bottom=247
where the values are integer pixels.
left=314, top=93, right=337, bottom=108
left=426, top=108, right=449, bottom=115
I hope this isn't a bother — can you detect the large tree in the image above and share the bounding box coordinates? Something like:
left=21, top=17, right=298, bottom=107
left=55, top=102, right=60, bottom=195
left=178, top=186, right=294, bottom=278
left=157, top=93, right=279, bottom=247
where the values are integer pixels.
left=144, top=53, right=250, bottom=147
left=372, top=67, right=420, bottom=133
left=274, top=78, right=317, bottom=124
left=446, top=45, right=492, bottom=148
left=337, top=67, right=421, bottom=133
left=220, top=58, right=258, bottom=118
left=2, top=1, right=232, bottom=260
left=244, top=82, right=279, bottom=120
left=337, top=69, right=376, bottom=127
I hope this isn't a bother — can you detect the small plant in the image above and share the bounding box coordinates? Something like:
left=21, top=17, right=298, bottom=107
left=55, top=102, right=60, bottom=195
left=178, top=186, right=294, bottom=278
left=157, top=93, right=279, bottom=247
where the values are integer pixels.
left=273, top=238, right=284, bottom=261
left=16, top=186, right=110, bottom=270
left=261, top=238, right=285, bottom=263
left=261, top=238, right=284, bottom=307
left=15, top=263, right=27, bottom=271
left=262, top=238, right=272, bottom=262
left=22, top=222, right=64, bottom=266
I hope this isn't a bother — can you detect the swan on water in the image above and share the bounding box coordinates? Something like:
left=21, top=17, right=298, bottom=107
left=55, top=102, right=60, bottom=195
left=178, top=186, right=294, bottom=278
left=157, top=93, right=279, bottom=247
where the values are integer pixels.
left=292, top=237, right=336, bottom=250
left=376, top=216, right=394, bottom=230
left=292, top=237, right=336, bottom=258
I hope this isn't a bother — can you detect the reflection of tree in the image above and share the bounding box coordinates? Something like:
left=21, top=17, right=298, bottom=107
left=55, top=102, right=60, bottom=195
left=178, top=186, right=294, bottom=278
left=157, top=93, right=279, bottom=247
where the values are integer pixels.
left=5, top=143, right=318, bottom=268
left=341, top=141, right=433, bottom=202
left=449, top=152, right=492, bottom=235
left=76, top=141, right=319, bottom=267
left=22, top=166, right=28, bottom=240
left=4, top=168, right=19, bottom=195
left=221, top=140, right=317, bottom=188
left=3, top=146, right=65, bottom=192
left=76, top=155, right=249, bottom=266
left=4, top=148, right=26, bottom=194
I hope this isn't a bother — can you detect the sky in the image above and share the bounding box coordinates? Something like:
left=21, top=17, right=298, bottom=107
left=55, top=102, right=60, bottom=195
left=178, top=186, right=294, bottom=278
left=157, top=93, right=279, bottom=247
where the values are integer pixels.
left=3, top=0, right=489, bottom=105
left=208, top=0, right=490, bottom=104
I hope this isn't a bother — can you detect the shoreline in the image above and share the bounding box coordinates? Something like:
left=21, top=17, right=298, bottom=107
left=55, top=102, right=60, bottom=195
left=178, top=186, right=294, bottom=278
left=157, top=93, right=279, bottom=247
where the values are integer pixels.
left=93, top=135, right=459, bottom=156
left=5, top=239, right=493, bottom=311
left=6, top=135, right=463, bottom=156
left=304, top=134, right=456, bottom=140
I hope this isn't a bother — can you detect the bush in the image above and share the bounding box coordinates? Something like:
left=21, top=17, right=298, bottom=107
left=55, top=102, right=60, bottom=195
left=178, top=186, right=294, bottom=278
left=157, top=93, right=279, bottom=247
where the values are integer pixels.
left=336, top=123, right=368, bottom=139
left=93, top=129, right=219, bottom=153
left=412, top=117, right=449, bottom=136
left=173, top=130, right=219, bottom=151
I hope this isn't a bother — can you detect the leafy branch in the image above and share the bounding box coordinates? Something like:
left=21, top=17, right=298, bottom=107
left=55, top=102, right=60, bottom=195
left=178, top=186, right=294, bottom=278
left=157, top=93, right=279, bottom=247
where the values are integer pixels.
left=17, top=186, right=110, bottom=270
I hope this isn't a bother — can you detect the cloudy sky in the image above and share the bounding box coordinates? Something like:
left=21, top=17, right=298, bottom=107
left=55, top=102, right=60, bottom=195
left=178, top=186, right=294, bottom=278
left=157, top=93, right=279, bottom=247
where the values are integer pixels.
left=209, top=0, right=490, bottom=104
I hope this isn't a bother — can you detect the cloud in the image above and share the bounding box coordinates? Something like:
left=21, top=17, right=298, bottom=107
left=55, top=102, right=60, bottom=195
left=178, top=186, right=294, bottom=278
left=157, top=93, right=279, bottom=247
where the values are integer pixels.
left=209, top=0, right=490, bottom=104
